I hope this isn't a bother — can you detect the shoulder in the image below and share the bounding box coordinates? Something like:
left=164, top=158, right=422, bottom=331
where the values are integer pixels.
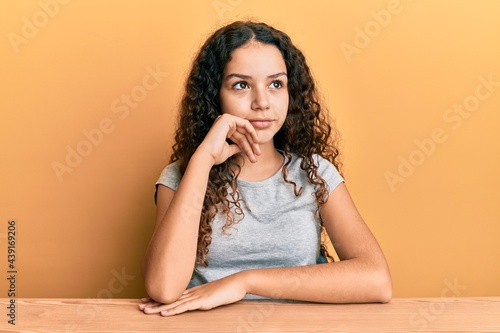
left=314, top=154, right=344, bottom=193
left=156, top=160, right=181, bottom=191
left=287, top=152, right=337, bottom=172
left=288, top=153, right=344, bottom=193
left=313, top=154, right=338, bottom=173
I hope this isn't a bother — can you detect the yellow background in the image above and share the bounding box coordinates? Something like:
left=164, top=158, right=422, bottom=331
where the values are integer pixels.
left=1, top=0, right=499, bottom=299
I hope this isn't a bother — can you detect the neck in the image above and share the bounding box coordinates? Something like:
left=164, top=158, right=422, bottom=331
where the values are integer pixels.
left=236, top=143, right=284, bottom=182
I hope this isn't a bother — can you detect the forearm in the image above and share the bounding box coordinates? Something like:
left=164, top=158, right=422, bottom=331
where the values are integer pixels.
left=239, top=258, right=392, bottom=303
left=143, top=151, right=213, bottom=303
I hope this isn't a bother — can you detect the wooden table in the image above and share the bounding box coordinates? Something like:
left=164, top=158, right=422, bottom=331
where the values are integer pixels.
left=1, top=297, right=499, bottom=332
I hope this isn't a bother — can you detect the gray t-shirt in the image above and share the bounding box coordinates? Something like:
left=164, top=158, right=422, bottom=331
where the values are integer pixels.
left=156, top=152, right=344, bottom=299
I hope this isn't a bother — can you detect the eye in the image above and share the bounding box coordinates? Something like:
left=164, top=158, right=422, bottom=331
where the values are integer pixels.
left=233, top=81, right=249, bottom=90
left=269, top=80, right=283, bottom=89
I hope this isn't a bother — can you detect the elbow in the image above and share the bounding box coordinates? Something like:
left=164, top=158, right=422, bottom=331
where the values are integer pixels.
left=142, top=260, right=185, bottom=304
left=143, top=268, right=186, bottom=304
left=146, top=291, right=179, bottom=305
left=376, top=282, right=392, bottom=304
left=142, top=260, right=193, bottom=304
left=372, top=267, right=392, bottom=303
left=144, top=279, right=184, bottom=305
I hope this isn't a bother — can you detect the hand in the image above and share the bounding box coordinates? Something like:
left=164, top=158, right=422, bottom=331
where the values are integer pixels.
left=139, top=273, right=247, bottom=316
left=195, top=114, right=261, bottom=165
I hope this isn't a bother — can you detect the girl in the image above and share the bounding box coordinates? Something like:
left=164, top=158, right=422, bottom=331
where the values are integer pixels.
left=140, top=21, right=391, bottom=316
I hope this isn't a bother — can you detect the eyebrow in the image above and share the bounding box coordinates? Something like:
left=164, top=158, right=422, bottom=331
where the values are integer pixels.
left=224, top=72, right=288, bottom=81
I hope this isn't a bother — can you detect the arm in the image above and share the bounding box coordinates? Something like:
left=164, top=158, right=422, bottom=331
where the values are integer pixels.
left=141, top=114, right=261, bottom=304
left=141, top=153, right=213, bottom=304
left=142, top=182, right=391, bottom=316
left=241, top=182, right=392, bottom=303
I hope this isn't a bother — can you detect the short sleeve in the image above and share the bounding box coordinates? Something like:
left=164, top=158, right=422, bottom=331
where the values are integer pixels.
left=315, top=155, right=344, bottom=194
left=155, top=161, right=181, bottom=191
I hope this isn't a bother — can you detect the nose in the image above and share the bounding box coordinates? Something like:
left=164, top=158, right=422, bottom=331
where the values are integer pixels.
left=251, top=86, right=270, bottom=111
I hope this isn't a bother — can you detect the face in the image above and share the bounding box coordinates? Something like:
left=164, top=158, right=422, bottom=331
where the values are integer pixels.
left=219, top=41, right=289, bottom=147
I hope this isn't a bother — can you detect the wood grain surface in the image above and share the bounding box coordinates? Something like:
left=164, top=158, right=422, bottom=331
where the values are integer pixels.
left=1, top=297, right=499, bottom=332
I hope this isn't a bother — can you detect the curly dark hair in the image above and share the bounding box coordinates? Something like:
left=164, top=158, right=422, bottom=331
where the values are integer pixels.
left=169, top=21, right=342, bottom=267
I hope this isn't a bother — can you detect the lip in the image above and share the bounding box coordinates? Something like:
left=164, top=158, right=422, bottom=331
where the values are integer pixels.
left=249, top=119, right=274, bottom=129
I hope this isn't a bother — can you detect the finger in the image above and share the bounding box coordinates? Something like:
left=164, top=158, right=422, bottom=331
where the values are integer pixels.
left=142, top=302, right=174, bottom=314
left=224, top=127, right=250, bottom=160
left=148, top=294, right=197, bottom=316
left=238, top=128, right=261, bottom=157
left=160, top=298, right=203, bottom=317
left=229, top=131, right=257, bottom=162
left=226, top=116, right=260, bottom=145
left=233, top=121, right=261, bottom=158
left=227, top=141, right=245, bottom=159
left=178, top=292, right=192, bottom=300
left=138, top=300, right=161, bottom=310
left=236, top=118, right=260, bottom=144
left=142, top=305, right=163, bottom=314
